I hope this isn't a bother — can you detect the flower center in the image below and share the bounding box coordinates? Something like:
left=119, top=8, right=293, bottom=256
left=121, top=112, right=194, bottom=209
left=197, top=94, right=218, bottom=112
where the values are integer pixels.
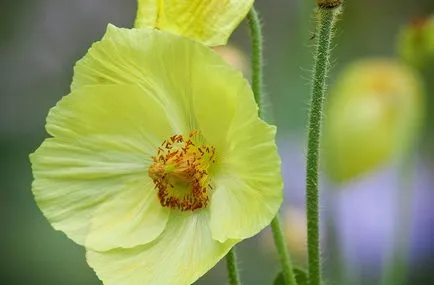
left=148, top=131, right=216, bottom=211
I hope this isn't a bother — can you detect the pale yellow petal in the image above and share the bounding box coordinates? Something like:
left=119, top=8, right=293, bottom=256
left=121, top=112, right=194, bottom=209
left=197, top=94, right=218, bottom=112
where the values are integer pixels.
left=31, top=85, right=173, bottom=251
left=72, top=25, right=208, bottom=133
left=191, top=53, right=249, bottom=152
left=135, top=0, right=254, bottom=46
left=209, top=94, right=282, bottom=242
left=72, top=25, right=252, bottom=135
left=87, top=212, right=238, bottom=285
left=187, top=41, right=282, bottom=242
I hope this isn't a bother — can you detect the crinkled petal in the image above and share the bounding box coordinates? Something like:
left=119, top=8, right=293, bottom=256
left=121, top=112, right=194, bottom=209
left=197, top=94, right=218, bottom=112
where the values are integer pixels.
left=86, top=212, right=238, bottom=285
left=72, top=25, right=220, bottom=133
left=206, top=89, right=282, bottom=242
left=186, top=37, right=282, bottom=242
left=72, top=25, right=252, bottom=136
left=134, top=0, right=254, bottom=46
left=30, top=85, right=173, bottom=251
left=71, top=25, right=158, bottom=90
left=191, top=55, right=249, bottom=152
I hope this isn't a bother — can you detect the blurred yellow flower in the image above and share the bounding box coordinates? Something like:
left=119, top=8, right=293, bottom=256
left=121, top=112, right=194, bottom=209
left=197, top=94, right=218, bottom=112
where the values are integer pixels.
left=30, top=25, right=282, bottom=285
left=213, top=45, right=250, bottom=76
left=134, top=0, right=254, bottom=46
left=262, top=208, right=307, bottom=262
left=323, top=59, right=424, bottom=182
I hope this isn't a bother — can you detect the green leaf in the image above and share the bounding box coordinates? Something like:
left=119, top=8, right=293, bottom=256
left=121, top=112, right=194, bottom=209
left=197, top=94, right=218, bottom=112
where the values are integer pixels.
left=273, top=267, right=308, bottom=285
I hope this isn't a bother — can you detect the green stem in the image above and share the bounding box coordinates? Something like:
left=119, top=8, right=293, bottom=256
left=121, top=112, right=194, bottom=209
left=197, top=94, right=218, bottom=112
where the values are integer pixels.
left=306, top=6, right=341, bottom=285
left=248, top=7, right=297, bottom=285
left=226, top=248, right=241, bottom=285
left=271, top=216, right=298, bottom=285
left=247, top=7, right=264, bottom=118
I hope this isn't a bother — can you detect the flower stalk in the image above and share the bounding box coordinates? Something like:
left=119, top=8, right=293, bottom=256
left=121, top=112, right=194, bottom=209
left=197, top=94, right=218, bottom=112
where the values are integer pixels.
left=247, top=8, right=264, bottom=117
left=247, top=7, right=298, bottom=285
left=306, top=4, right=342, bottom=285
left=270, top=216, right=298, bottom=285
left=226, top=248, right=241, bottom=285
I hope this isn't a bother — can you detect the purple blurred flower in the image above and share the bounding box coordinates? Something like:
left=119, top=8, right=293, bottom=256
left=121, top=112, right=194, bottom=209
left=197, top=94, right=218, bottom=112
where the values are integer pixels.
left=278, top=137, right=434, bottom=272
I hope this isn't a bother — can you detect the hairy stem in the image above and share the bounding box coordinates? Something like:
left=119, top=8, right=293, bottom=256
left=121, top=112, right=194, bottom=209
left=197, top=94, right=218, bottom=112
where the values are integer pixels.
left=248, top=6, right=297, bottom=285
left=306, top=5, right=341, bottom=285
left=271, top=216, right=298, bottom=285
left=226, top=248, right=241, bottom=285
left=247, top=7, right=264, bottom=118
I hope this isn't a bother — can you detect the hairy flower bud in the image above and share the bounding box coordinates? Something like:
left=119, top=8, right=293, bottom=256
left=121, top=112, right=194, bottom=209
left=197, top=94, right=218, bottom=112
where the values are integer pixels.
left=316, top=0, right=342, bottom=9
left=323, top=59, right=424, bottom=182
left=397, top=16, right=434, bottom=68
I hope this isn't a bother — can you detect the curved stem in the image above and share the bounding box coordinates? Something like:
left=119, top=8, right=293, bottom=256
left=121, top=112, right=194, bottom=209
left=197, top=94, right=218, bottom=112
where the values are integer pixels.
left=226, top=248, right=241, bottom=285
left=271, top=216, right=298, bottom=285
left=306, top=6, right=341, bottom=285
left=247, top=7, right=264, bottom=118
left=248, top=7, right=297, bottom=285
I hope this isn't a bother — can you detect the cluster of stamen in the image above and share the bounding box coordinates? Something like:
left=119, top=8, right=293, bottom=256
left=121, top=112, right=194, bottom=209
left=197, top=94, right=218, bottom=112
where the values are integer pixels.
left=148, top=131, right=216, bottom=211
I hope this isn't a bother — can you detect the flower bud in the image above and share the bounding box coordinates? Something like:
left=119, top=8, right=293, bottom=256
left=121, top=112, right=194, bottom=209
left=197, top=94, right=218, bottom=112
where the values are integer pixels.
left=316, top=0, right=342, bottom=9
left=323, top=59, right=424, bottom=182
left=261, top=208, right=307, bottom=262
left=397, top=16, right=434, bottom=68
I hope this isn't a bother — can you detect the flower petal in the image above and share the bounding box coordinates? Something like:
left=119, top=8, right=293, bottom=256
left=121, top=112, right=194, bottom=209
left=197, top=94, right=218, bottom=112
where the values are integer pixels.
left=134, top=0, right=254, bottom=46
left=72, top=25, right=218, bottom=133
left=189, top=42, right=283, bottom=242
left=192, top=55, right=249, bottom=152
left=72, top=25, right=252, bottom=136
left=71, top=25, right=156, bottom=90
left=30, top=84, right=174, bottom=251
left=208, top=93, right=283, bottom=242
left=87, top=212, right=238, bottom=285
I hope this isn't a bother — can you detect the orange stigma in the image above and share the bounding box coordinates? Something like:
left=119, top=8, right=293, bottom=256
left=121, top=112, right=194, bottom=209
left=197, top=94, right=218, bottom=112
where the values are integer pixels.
left=148, top=131, right=216, bottom=211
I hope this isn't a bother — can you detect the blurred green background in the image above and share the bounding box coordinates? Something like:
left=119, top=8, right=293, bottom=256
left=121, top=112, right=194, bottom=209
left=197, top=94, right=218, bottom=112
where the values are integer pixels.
left=1, top=0, right=434, bottom=284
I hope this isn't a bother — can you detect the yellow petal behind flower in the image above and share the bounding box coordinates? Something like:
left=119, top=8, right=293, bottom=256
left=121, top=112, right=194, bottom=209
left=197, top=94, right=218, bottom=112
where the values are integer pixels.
left=31, top=84, right=174, bottom=251
left=134, top=0, right=254, bottom=46
left=87, top=211, right=238, bottom=285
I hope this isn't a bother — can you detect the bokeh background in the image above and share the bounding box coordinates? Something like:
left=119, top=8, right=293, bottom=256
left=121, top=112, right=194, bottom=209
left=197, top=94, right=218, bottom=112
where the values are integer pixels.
left=1, top=0, right=434, bottom=284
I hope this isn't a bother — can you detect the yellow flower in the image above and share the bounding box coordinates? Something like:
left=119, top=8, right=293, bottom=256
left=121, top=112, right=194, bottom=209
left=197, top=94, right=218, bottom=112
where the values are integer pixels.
left=30, top=25, right=282, bottom=285
left=134, top=0, right=254, bottom=46
left=323, top=59, right=424, bottom=182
